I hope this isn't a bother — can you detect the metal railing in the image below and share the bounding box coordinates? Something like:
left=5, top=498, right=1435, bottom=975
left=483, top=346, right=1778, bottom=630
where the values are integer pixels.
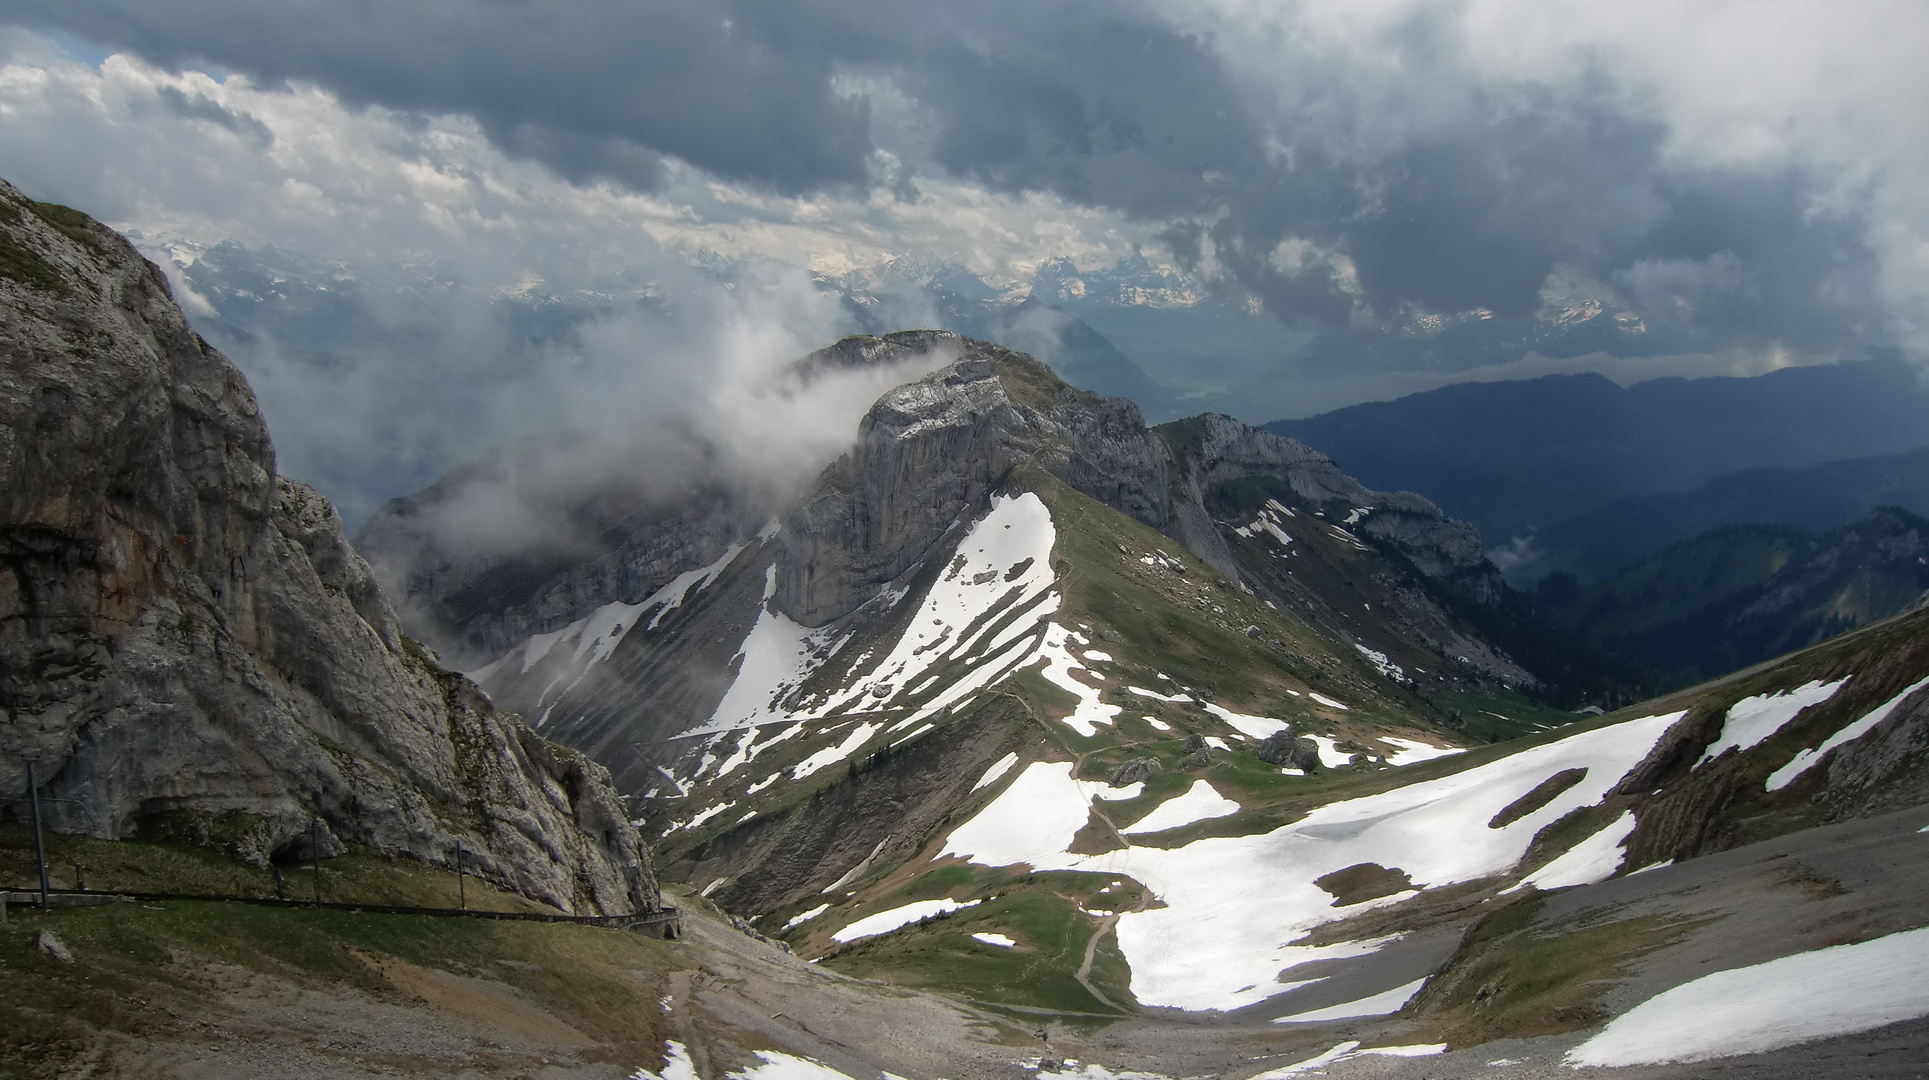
left=5, top=760, right=679, bottom=937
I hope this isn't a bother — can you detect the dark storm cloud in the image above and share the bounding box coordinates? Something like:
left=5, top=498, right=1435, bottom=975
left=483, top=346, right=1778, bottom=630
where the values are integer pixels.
left=155, top=84, right=273, bottom=145
left=10, top=0, right=875, bottom=193
left=13, top=0, right=1887, bottom=352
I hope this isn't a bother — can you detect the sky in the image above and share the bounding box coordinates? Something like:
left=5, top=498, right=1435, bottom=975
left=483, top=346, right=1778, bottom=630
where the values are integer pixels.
left=1, top=2, right=1925, bottom=525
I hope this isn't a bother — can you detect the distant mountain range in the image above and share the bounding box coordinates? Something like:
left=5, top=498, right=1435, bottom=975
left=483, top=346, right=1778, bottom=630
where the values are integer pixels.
left=1535, top=506, right=1929, bottom=690
left=1525, top=445, right=1929, bottom=583
left=1266, top=359, right=1929, bottom=574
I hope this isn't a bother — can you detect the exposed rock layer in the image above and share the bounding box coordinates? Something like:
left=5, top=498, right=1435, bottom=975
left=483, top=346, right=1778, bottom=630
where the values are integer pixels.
left=0, top=181, right=653, bottom=914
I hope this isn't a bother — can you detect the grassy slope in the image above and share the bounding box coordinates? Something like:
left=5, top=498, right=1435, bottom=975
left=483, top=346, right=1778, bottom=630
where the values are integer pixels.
left=798, top=466, right=1568, bottom=1013
left=0, top=839, right=681, bottom=1078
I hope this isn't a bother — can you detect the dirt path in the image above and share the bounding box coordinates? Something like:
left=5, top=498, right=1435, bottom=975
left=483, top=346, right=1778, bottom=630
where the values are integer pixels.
left=1072, top=914, right=1126, bottom=1013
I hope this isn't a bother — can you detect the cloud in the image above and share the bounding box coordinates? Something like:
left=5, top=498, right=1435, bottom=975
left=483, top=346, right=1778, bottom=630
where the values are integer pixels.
left=377, top=275, right=955, bottom=566
left=0, top=37, right=1150, bottom=523
left=11, top=2, right=1924, bottom=358
left=3, top=3, right=1927, bottom=479
left=7, top=0, right=876, bottom=194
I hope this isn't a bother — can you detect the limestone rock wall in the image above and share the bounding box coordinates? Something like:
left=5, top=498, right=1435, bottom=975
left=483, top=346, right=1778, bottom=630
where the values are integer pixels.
left=0, top=180, right=653, bottom=914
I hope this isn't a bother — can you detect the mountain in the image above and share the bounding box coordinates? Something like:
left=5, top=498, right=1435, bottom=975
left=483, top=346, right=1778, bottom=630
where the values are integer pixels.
left=1521, top=444, right=1929, bottom=583
left=356, top=332, right=1628, bottom=794
left=827, top=258, right=1173, bottom=411
left=1536, top=507, right=1929, bottom=690
left=0, top=180, right=654, bottom=913
left=355, top=331, right=1645, bottom=925
left=1265, top=360, right=1929, bottom=564
left=12, top=193, right=1929, bottom=1074
left=365, top=329, right=1929, bottom=1064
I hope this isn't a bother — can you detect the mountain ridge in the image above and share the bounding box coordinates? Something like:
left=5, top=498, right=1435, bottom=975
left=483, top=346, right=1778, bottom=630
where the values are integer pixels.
left=1266, top=359, right=1929, bottom=558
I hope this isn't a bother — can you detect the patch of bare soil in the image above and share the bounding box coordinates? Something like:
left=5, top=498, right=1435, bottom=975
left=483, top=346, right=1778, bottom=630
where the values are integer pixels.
left=351, top=948, right=594, bottom=1047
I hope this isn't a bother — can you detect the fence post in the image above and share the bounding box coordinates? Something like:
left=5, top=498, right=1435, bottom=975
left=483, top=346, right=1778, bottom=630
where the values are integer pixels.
left=26, top=760, right=48, bottom=911
left=456, top=839, right=467, bottom=911
left=311, top=818, right=322, bottom=906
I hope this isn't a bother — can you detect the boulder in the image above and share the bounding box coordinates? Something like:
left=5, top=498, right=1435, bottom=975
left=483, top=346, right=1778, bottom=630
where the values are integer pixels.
left=1108, top=758, right=1160, bottom=786
left=36, top=930, right=72, bottom=964
left=1258, top=732, right=1321, bottom=771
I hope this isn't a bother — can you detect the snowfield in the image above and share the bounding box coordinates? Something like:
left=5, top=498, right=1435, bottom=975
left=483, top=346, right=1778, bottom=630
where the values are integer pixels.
left=815, top=492, right=1058, bottom=718
left=1566, top=926, right=1929, bottom=1066
left=938, top=712, right=1684, bottom=1010
left=688, top=566, right=844, bottom=736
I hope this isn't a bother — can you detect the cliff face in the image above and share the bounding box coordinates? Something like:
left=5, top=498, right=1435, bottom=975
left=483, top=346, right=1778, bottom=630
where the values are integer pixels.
left=0, top=180, right=653, bottom=914
left=773, top=342, right=1174, bottom=626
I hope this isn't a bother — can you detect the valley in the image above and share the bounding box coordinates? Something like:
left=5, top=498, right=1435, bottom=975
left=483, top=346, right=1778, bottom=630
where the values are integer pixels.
left=5, top=185, right=1929, bottom=1080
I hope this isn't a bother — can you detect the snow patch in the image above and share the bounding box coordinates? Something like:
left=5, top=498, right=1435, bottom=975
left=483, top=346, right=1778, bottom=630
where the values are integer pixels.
left=1204, top=702, right=1289, bottom=740
left=830, top=898, right=983, bottom=943
left=727, top=1049, right=865, bottom=1080
left=942, top=762, right=1097, bottom=869
left=790, top=722, right=880, bottom=780
left=1235, top=502, right=1296, bottom=548
left=1250, top=1039, right=1442, bottom=1078
left=688, top=566, right=845, bottom=736
left=972, top=932, right=1017, bottom=948
left=1513, top=811, right=1637, bottom=891
left=1354, top=644, right=1407, bottom=682
left=1566, top=926, right=1929, bottom=1066
left=1306, top=736, right=1356, bottom=769
left=1696, top=678, right=1850, bottom=767
left=783, top=904, right=829, bottom=931
left=1036, top=623, right=1123, bottom=735
left=1273, top=978, right=1427, bottom=1023
left=1127, top=685, right=1192, bottom=704
left=1123, top=781, right=1241, bottom=835
left=1380, top=737, right=1463, bottom=766
left=630, top=1040, right=701, bottom=1080
left=1308, top=692, right=1350, bottom=710
left=818, top=492, right=1056, bottom=716
left=1767, top=674, right=1929, bottom=790
left=973, top=752, right=1021, bottom=792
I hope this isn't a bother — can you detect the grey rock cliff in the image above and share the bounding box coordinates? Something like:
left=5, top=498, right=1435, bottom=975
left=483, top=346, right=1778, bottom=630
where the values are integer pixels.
left=774, top=338, right=1185, bottom=626
left=0, top=180, right=654, bottom=914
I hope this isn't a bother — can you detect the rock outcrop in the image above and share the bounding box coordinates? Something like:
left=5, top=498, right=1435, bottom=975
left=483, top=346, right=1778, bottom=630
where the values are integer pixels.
left=1257, top=732, right=1321, bottom=771
left=0, top=180, right=654, bottom=914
